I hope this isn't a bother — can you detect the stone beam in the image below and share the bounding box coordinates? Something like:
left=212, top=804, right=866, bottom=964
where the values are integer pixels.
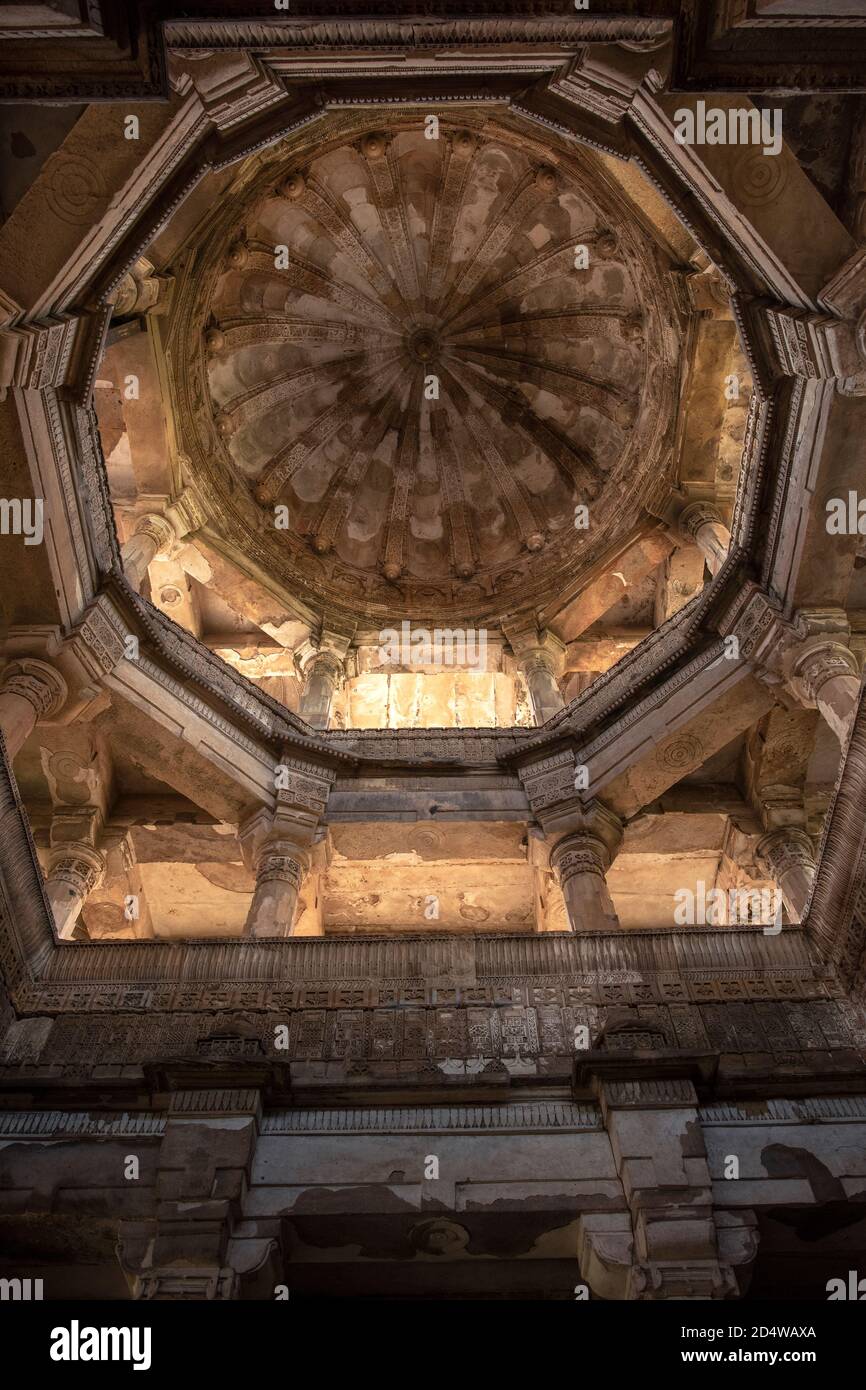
left=551, top=533, right=674, bottom=641
left=563, top=630, right=651, bottom=675
left=99, top=674, right=273, bottom=824
left=178, top=538, right=312, bottom=648
left=584, top=666, right=774, bottom=821
left=654, top=548, right=706, bottom=624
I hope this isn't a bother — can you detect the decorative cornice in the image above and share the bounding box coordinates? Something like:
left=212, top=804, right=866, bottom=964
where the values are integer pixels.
left=261, top=1101, right=603, bottom=1134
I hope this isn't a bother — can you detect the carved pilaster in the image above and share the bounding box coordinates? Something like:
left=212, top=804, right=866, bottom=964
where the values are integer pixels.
left=110, top=259, right=174, bottom=320
left=118, top=1088, right=267, bottom=1301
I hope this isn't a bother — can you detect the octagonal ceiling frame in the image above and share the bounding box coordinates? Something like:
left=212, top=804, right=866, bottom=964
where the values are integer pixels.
left=0, top=30, right=860, bottom=918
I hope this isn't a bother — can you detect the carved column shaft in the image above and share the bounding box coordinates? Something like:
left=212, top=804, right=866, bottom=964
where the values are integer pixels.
left=551, top=833, right=620, bottom=932
left=507, top=628, right=566, bottom=727
left=791, top=641, right=860, bottom=749
left=0, top=659, right=67, bottom=760
left=300, top=652, right=344, bottom=730
left=45, top=843, right=105, bottom=939
left=679, top=501, right=731, bottom=577
left=244, top=837, right=310, bottom=938
left=549, top=804, right=624, bottom=933
left=522, top=649, right=566, bottom=726
left=755, top=827, right=816, bottom=923
left=121, top=513, right=177, bottom=593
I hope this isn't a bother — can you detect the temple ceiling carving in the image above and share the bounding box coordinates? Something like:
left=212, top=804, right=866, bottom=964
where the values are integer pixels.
left=1, top=17, right=865, bottom=954
left=165, top=111, right=684, bottom=629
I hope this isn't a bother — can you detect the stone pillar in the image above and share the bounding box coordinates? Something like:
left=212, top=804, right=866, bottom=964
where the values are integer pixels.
left=790, top=640, right=860, bottom=748
left=755, top=827, right=817, bottom=923
left=0, top=658, right=67, bottom=761
left=550, top=803, right=623, bottom=932
left=244, top=836, right=310, bottom=938
left=118, top=1088, right=275, bottom=1301
left=524, top=652, right=565, bottom=724
left=300, top=652, right=344, bottom=730
left=44, top=843, right=106, bottom=939
left=678, top=501, right=731, bottom=577
left=509, top=630, right=566, bottom=725
left=121, top=513, right=177, bottom=593
left=600, top=1078, right=742, bottom=1300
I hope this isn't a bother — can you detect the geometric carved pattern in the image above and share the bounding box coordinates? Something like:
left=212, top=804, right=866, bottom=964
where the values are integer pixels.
left=171, top=110, right=681, bottom=627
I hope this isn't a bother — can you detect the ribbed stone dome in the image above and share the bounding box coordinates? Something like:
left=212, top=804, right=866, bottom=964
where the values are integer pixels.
left=177, top=117, right=682, bottom=626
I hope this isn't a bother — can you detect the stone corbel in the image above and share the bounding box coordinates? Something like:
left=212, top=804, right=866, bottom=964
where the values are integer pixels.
left=170, top=50, right=288, bottom=134
left=547, top=42, right=668, bottom=126
left=685, top=254, right=734, bottom=320
left=110, top=258, right=174, bottom=320
left=576, top=1213, right=634, bottom=1300
left=740, top=298, right=854, bottom=383
left=0, top=312, right=82, bottom=394
left=819, top=246, right=866, bottom=394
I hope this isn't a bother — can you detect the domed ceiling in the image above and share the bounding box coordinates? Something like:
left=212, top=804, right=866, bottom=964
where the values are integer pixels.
left=168, top=113, right=685, bottom=628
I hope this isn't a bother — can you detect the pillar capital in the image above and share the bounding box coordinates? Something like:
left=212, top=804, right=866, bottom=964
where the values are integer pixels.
left=678, top=499, right=724, bottom=544
left=550, top=830, right=614, bottom=883
left=755, top=826, right=816, bottom=924
left=755, top=826, right=816, bottom=881
left=1, top=657, right=68, bottom=720
left=790, top=639, right=859, bottom=703
left=253, top=836, right=311, bottom=888
left=46, top=842, right=106, bottom=893
left=132, top=510, right=178, bottom=556
left=677, top=500, right=731, bottom=576
left=45, top=841, right=106, bottom=940
left=550, top=800, right=624, bottom=867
